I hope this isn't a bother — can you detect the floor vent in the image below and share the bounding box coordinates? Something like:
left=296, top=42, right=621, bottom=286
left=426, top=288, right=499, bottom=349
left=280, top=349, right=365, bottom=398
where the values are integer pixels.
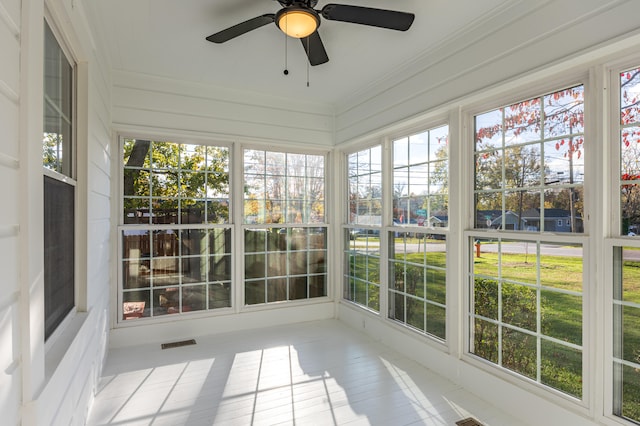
left=455, top=418, right=484, bottom=426
left=161, top=339, right=196, bottom=350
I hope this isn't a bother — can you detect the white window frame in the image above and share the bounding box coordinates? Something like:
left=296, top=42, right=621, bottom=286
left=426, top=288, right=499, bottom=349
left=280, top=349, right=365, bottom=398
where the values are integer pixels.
left=341, top=118, right=452, bottom=341
left=116, top=136, right=234, bottom=323
left=240, top=144, right=330, bottom=307
left=42, top=15, right=80, bottom=348
left=461, top=73, right=596, bottom=414
left=343, top=142, right=384, bottom=314
left=604, top=57, right=640, bottom=426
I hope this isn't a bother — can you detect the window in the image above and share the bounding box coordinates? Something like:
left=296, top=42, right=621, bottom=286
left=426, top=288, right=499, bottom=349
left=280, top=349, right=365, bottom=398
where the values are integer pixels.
left=613, top=247, right=640, bottom=423
left=613, top=66, right=640, bottom=424
left=392, top=125, right=449, bottom=225
left=389, top=231, right=447, bottom=339
left=474, top=86, right=584, bottom=233
left=43, top=20, right=75, bottom=340
left=344, top=146, right=382, bottom=312
left=388, top=125, right=449, bottom=339
left=470, top=86, right=585, bottom=399
left=471, top=239, right=583, bottom=398
left=621, top=67, right=640, bottom=235
left=243, top=149, right=327, bottom=305
left=119, top=139, right=231, bottom=320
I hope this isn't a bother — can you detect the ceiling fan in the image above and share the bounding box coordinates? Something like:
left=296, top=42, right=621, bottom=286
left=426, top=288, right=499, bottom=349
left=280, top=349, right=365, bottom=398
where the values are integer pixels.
left=206, top=0, right=415, bottom=66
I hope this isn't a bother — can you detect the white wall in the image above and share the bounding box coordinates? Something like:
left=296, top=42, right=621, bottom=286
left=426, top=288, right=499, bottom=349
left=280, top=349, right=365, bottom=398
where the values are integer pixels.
left=334, top=0, right=640, bottom=144
left=0, top=0, right=24, bottom=424
left=111, top=70, right=335, bottom=147
left=3, top=0, right=113, bottom=424
left=106, top=63, right=338, bottom=348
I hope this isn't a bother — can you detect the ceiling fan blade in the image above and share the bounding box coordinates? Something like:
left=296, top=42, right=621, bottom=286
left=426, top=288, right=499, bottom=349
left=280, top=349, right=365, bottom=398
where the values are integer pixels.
left=300, top=31, right=329, bottom=66
left=320, top=4, right=414, bottom=31
left=206, top=14, right=275, bottom=43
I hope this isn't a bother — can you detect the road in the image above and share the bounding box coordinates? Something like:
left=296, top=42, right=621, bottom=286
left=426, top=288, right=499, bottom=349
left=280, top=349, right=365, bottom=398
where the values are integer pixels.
left=350, top=239, right=640, bottom=261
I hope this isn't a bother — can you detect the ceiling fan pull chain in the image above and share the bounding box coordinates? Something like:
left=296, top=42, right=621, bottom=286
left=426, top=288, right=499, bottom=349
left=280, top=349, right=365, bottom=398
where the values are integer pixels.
left=283, top=23, right=289, bottom=76
left=306, top=37, right=310, bottom=87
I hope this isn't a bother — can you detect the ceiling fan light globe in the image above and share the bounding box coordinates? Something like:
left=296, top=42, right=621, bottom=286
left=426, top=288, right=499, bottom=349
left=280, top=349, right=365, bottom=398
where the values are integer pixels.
left=276, top=8, right=319, bottom=38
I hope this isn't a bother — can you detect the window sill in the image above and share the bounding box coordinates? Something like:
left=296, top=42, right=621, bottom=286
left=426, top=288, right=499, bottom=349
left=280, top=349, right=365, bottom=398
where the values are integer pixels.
left=44, top=311, right=88, bottom=382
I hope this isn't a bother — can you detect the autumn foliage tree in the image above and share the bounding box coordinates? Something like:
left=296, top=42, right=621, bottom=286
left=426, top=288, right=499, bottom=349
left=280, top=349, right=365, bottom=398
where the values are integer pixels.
left=474, top=86, right=584, bottom=231
left=620, top=68, right=640, bottom=232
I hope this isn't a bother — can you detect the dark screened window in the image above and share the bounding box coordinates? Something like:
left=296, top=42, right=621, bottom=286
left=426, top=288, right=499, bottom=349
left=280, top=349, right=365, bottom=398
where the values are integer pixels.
left=44, top=176, right=75, bottom=338
left=43, top=20, right=75, bottom=340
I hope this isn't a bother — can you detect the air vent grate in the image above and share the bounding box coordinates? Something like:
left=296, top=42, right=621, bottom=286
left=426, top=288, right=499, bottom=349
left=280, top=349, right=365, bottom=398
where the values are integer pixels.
left=161, top=339, right=196, bottom=350
left=456, top=418, right=484, bottom=426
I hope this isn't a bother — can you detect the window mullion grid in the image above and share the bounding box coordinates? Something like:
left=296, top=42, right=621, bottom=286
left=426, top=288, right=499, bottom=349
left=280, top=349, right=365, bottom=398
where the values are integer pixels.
left=286, top=232, right=290, bottom=303
left=539, top=96, right=547, bottom=232
left=262, top=162, right=268, bottom=224
left=497, top=238, right=503, bottom=368
left=177, top=151, right=182, bottom=313
left=423, top=259, right=428, bottom=332
left=284, top=154, right=289, bottom=302
left=204, top=161, right=209, bottom=224
left=536, top=240, right=542, bottom=383
left=365, top=237, right=370, bottom=309
left=263, top=232, right=268, bottom=304
left=304, top=155, right=309, bottom=223
left=149, top=230, right=155, bottom=315
left=305, top=230, right=310, bottom=298
left=500, top=108, right=506, bottom=230
left=148, top=145, right=154, bottom=224
left=205, top=229, right=211, bottom=310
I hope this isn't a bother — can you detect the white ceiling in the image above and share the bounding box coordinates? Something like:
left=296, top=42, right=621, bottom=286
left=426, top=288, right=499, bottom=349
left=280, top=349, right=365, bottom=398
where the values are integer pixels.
left=85, top=0, right=515, bottom=107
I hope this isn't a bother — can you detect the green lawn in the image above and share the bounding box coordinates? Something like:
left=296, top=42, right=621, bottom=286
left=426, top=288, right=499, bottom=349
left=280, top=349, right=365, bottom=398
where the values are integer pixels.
left=346, top=249, right=640, bottom=421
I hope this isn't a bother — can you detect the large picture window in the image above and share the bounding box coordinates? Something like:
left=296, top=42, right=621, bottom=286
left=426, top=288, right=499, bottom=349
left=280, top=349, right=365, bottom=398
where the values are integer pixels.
left=119, top=139, right=231, bottom=320
left=43, top=20, right=75, bottom=340
left=470, top=86, right=586, bottom=399
left=243, top=149, right=327, bottom=305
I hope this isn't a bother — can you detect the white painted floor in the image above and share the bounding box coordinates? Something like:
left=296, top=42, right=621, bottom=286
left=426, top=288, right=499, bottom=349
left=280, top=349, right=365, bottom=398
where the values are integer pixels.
left=87, top=320, right=527, bottom=426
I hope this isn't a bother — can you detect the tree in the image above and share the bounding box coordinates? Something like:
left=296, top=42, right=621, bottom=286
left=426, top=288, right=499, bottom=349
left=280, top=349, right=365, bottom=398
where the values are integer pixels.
left=243, top=149, right=325, bottom=224
left=621, top=68, right=640, bottom=232
left=123, top=139, right=229, bottom=224
left=474, top=86, right=585, bottom=231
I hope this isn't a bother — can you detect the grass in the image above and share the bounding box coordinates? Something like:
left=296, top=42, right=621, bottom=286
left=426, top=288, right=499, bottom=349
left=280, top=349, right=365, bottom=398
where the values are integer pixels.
left=346, top=248, right=640, bottom=421
left=474, top=252, right=582, bottom=292
left=622, top=260, right=640, bottom=304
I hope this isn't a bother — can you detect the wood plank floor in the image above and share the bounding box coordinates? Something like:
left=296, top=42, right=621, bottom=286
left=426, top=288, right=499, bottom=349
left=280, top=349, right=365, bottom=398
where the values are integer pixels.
left=87, top=320, right=527, bottom=426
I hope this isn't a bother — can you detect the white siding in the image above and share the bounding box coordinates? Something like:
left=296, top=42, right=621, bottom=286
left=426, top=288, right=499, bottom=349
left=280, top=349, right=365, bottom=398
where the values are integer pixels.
left=6, top=0, right=113, bottom=424
left=35, top=0, right=113, bottom=421
left=0, top=0, right=22, bottom=423
left=111, top=71, right=335, bottom=147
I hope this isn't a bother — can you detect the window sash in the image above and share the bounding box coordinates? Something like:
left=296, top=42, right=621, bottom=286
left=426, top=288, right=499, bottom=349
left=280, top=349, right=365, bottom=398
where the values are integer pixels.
left=43, top=19, right=76, bottom=341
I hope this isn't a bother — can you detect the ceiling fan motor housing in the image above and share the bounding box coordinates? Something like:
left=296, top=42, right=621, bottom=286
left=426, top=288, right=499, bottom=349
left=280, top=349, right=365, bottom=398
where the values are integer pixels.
left=275, top=4, right=321, bottom=39
left=277, top=0, right=319, bottom=8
